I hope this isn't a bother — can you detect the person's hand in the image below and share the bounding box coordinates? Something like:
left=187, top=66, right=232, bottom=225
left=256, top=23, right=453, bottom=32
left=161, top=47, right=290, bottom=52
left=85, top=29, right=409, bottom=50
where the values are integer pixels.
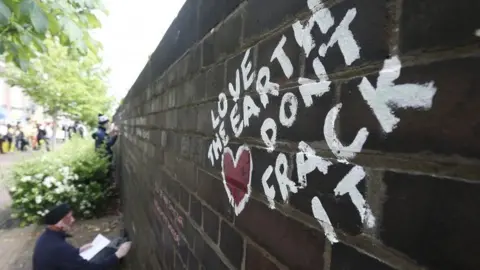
left=115, top=241, right=132, bottom=259
left=79, top=243, right=93, bottom=253
left=110, top=127, right=119, bottom=136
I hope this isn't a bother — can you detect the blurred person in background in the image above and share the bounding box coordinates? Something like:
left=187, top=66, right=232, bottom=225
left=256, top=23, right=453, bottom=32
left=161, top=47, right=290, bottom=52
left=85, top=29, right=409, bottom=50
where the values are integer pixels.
left=36, top=123, right=49, bottom=151
left=73, top=121, right=85, bottom=138
left=5, top=124, right=14, bottom=152
left=0, top=124, right=6, bottom=154
left=25, top=119, right=37, bottom=150
left=15, top=123, right=28, bottom=151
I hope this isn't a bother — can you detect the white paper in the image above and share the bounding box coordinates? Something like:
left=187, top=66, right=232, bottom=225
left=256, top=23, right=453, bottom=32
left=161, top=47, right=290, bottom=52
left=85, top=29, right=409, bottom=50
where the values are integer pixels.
left=80, top=234, right=111, bottom=260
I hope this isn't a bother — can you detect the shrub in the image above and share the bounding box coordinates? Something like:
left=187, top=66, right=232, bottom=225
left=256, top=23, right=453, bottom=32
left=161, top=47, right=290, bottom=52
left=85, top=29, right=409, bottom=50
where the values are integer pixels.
left=9, top=137, right=112, bottom=225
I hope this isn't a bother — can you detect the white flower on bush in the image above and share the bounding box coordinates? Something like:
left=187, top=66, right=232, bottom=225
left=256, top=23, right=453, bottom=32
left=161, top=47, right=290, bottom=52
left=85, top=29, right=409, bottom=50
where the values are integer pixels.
left=35, top=174, right=44, bottom=179
left=21, top=176, right=32, bottom=182
left=35, top=196, right=43, bottom=204
left=72, top=197, right=77, bottom=203
left=59, top=166, right=70, bottom=174
left=73, top=174, right=79, bottom=180
left=9, top=187, right=16, bottom=192
left=43, top=176, right=57, bottom=188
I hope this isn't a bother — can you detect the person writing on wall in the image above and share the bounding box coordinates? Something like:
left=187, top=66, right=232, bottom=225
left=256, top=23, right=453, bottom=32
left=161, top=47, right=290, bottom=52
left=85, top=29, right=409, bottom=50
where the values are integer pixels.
left=32, top=203, right=132, bottom=270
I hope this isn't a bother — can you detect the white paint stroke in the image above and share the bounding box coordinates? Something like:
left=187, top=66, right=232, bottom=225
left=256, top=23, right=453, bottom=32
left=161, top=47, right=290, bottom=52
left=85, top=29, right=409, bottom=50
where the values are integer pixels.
left=221, top=145, right=253, bottom=216
left=318, top=8, right=360, bottom=66
left=311, top=7, right=334, bottom=34
left=324, top=103, right=369, bottom=159
left=296, top=141, right=332, bottom=188
left=256, top=66, right=280, bottom=108
left=275, top=153, right=298, bottom=201
left=279, top=92, right=298, bottom=127
left=230, top=103, right=244, bottom=137
left=207, top=144, right=215, bottom=166
left=228, top=69, right=241, bottom=102
left=358, top=56, right=437, bottom=133
left=271, top=35, right=294, bottom=79
left=241, top=48, right=255, bottom=90
left=209, top=133, right=223, bottom=161
left=475, top=29, right=480, bottom=37
left=211, top=110, right=220, bottom=129
left=312, top=57, right=329, bottom=80
left=261, top=165, right=276, bottom=209
left=292, top=19, right=316, bottom=56
left=218, top=122, right=229, bottom=147
left=292, top=5, right=333, bottom=56
left=217, top=93, right=228, bottom=118
left=312, top=196, right=338, bottom=244
left=298, top=77, right=331, bottom=107
left=260, top=118, right=277, bottom=153
left=243, top=95, right=261, bottom=127
left=334, top=166, right=375, bottom=228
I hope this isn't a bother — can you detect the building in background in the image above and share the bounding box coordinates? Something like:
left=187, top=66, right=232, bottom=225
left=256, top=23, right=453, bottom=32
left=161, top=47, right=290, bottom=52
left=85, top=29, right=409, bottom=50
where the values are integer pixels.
left=0, top=62, right=45, bottom=124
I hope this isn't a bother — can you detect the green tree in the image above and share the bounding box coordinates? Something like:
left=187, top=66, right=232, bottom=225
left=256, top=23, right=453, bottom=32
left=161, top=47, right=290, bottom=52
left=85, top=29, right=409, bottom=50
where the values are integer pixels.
left=0, top=0, right=106, bottom=70
left=1, top=38, right=113, bottom=148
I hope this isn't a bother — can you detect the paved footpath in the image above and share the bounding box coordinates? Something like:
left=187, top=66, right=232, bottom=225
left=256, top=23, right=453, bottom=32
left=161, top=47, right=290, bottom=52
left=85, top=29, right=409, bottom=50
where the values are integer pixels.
left=0, top=152, right=40, bottom=270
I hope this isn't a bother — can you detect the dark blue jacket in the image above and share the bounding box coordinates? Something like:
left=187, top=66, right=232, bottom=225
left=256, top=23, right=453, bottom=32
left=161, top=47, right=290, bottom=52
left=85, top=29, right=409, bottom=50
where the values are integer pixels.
left=92, top=126, right=117, bottom=157
left=33, top=228, right=118, bottom=270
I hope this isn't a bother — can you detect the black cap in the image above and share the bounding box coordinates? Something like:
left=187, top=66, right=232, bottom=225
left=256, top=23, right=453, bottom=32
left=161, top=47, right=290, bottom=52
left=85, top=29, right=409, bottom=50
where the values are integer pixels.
left=44, top=203, right=71, bottom=225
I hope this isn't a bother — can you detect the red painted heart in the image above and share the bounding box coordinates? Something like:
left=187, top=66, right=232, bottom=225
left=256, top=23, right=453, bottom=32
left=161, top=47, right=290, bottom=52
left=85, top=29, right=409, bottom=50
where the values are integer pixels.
left=221, top=145, right=252, bottom=215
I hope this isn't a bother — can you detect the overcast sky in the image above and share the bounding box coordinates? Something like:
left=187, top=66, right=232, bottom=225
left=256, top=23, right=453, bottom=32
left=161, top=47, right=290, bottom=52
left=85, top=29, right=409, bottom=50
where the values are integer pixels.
left=92, top=0, right=186, bottom=102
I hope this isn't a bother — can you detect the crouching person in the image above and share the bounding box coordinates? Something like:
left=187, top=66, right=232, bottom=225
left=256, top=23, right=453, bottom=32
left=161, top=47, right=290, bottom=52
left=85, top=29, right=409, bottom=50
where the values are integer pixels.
left=33, top=203, right=132, bottom=270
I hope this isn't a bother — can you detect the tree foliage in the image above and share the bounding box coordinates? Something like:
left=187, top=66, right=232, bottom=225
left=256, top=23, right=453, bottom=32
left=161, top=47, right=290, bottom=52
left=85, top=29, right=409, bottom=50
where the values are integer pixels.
left=0, top=0, right=106, bottom=70
left=1, top=38, right=113, bottom=127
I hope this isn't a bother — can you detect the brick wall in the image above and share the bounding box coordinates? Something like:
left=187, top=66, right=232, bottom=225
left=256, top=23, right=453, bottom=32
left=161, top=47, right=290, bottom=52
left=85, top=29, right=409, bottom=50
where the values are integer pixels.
left=113, top=0, right=480, bottom=269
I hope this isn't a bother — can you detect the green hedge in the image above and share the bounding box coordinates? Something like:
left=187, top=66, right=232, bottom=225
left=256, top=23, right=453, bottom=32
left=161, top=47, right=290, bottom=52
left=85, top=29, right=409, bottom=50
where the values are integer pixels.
left=9, top=137, right=112, bottom=225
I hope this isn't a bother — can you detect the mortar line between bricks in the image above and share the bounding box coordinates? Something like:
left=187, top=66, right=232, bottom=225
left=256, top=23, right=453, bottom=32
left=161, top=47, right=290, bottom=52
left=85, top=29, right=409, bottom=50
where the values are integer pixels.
left=122, top=126, right=480, bottom=182
left=400, top=43, right=480, bottom=67
left=157, top=165, right=291, bottom=270
left=386, top=0, right=402, bottom=56
left=322, top=241, right=332, bottom=270
left=240, top=238, right=246, bottom=270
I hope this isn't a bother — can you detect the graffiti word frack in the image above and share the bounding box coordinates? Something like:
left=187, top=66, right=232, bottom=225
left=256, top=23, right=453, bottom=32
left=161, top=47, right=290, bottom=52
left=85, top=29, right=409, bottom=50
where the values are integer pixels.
left=207, top=0, right=437, bottom=244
